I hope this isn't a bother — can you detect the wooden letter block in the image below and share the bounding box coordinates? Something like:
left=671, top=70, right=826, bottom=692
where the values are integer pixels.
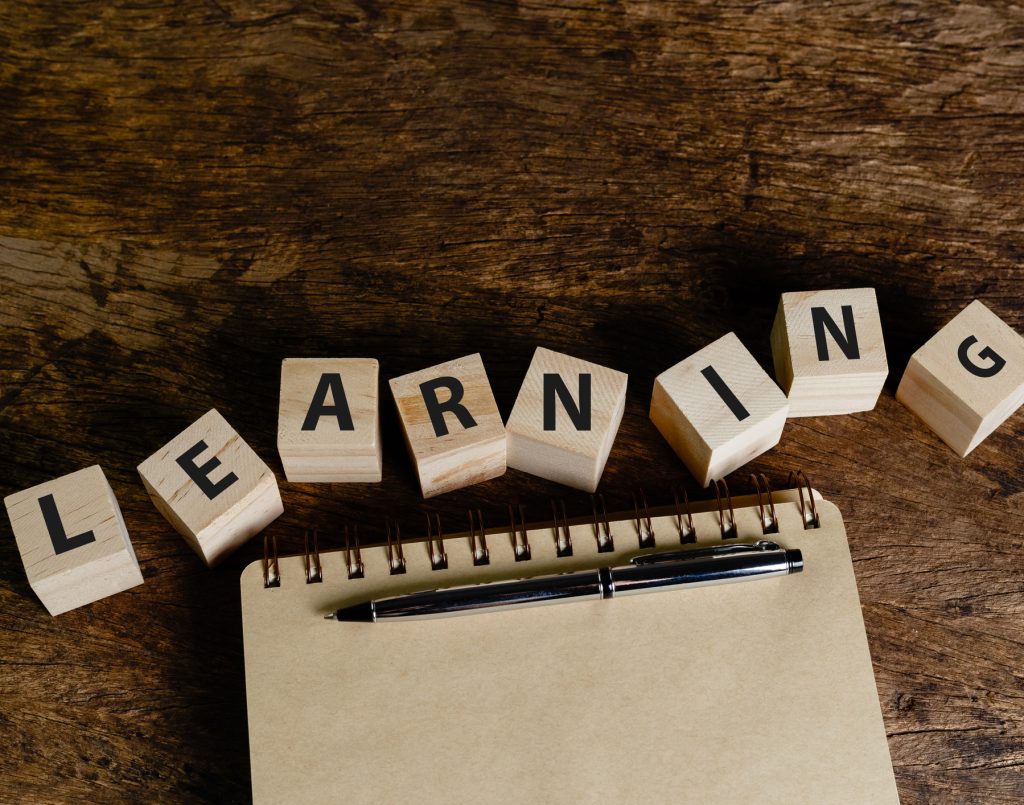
left=137, top=408, right=284, bottom=566
left=505, top=347, right=628, bottom=492
left=3, top=465, right=143, bottom=616
left=389, top=353, right=506, bottom=498
left=277, top=358, right=382, bottom=483
left=896, top=300, right=1024, bottom=456
left=650, top=332, right=789, bottom=486
left=770, top=287, right=888, bottom=417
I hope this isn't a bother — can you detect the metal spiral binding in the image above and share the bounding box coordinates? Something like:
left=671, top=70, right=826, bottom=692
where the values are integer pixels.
left=468, top=509, right=490, bottom=565
left=672, top=487, right=697, bottom=544
left=385, top=520, right=407, bottom=575
left=550, top=499, right=573, bottom=557
left=712, top=478, right=737, bottom=539
left=262, top=468, right=824, bottom=588
left=788, top=469, right=820, bottom=529
left=591, top=494, right=614, bottom=553
left=631, top=489, right=656, bottom=549
left=749, top=474, right=779, bottom=535
left=303, top=528, right=322, bottom=583
left=508, top=503, right=531, bottom=561
left=343, top=523, right=364, bottom=579
left=262, top=533, right=280, bottom=588
left=425, top=513, right=447, bottom=570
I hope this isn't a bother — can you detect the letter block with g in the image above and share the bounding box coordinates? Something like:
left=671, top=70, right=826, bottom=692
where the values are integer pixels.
left=897, top=300, right=1024, bottom=456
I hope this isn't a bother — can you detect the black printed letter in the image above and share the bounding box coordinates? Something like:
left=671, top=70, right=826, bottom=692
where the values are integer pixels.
left=701, top=366, right=750, bottom=421
left=176, top=440, right=239, bottom=500
left=957, top=335, right=1005, bottom=378
left=419, top=377, right=477, bottom=437
left=301, top=373, right=354, bottom=431
left=811, top=305, right=860, bottom=361
left=543, top=373, right=592, bottom=431
left=39, top=494, right=96, bottom=555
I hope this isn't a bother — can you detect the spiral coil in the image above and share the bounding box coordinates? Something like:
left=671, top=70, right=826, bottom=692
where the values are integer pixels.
left=262, top=470, right=822, bottom=586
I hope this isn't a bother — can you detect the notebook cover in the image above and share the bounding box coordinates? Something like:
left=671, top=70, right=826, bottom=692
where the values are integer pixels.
left=241, top=491, right=898, bottom=804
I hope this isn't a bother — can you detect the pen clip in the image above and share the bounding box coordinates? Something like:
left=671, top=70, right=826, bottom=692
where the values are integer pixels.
left=630, top=540, right=780, bottom=565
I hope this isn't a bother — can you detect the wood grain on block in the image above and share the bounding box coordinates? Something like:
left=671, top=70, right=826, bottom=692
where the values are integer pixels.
left=389, top=353, right=506, bottom=498
left=650, top=332, right=789, bottom=486
left=137, top=408, right=284, bottom=566
left=505, top=347, right=627, bottom=492
left=3, top=465, right=143, bottom=616
left=277, top=358, right=381, bottom=483
left=770, top=288, right=888, bottom=417
left=896, top=300, right=1024, bottom=456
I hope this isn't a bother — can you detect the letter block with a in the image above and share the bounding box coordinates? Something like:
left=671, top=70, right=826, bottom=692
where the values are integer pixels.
left=137, top=408, right=284, bottom=566
left=896, top=300, right=1024, bottom=456
left=277, top=358, right=382, bottom=483
left=770, top=288, right=888, bottom=417
left=389, top=353, right=506, bottom=498
left=505, top=347, right=628, bottom=492
left=3, top=465, right=143, bottom=615
left=650, top=332, right=790, bottom=486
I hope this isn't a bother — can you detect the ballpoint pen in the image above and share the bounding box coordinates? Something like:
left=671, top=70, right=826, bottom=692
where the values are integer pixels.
left=325, top=540, right=803, bottom=622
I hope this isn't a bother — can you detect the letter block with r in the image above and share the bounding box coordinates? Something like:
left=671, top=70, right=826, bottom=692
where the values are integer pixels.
left=389, top=354, right=507, bottom=498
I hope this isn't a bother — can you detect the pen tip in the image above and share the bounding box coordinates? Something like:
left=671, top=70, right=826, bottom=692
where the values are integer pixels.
left=323, top=613, right=336, bottom=620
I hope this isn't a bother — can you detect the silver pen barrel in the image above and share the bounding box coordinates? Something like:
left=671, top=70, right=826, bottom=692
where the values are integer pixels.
left=372, top=568, right=608, bottom=620
left=610, top=548, right=802, bottom=596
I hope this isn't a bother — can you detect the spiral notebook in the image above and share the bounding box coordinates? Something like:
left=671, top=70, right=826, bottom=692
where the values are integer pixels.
left=240, top=477, right=898, bottom=804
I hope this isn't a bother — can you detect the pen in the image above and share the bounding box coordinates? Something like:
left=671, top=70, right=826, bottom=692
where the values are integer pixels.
left=325, top=540, right=803, bottom=623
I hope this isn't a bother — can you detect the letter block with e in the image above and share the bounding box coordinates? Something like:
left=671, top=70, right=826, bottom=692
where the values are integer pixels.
left=389, top=354, right=507, bottom=498
left=770, top=288, right=888, bottom=417
left=277, top=358, right=382, bottom=482
left=650, top=333, right=789, bottom=486
left=137, top=409, right=284, bottom=566
left=3, top=465, right=143, bottom=615
left=505, top=347, right=628, bottom=492
left=897, top=300, right=1024, bottom=456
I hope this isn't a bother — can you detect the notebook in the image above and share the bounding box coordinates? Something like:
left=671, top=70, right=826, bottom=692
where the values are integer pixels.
left=240, top=477, right=899, bottom=804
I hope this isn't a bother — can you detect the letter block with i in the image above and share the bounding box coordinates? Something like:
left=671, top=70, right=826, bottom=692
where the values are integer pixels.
left=389, top=353, right=507, bottom=498
left=4, top=465, right=144, bottom=615
left=505, top=347, right=628, bottom=492
left=277, top=358, right=382, bottom=482
left=650, top=332, right=790, bottom=486
left=770, top=288, right=888, bottom=417
left=137, top=408, right=284, bottom=566
left=896, top=300, right=1024, bottom=456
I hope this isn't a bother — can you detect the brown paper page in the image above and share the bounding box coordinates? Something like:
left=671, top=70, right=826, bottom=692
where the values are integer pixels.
left=241, top=491, right=898, bottom=804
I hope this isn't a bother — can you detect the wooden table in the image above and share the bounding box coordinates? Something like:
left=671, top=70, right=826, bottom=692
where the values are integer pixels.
left=2, top=1, right=1022, bottom=801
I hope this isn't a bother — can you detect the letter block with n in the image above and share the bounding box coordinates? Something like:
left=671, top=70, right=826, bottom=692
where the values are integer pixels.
left=389, top=354, right=507, bottom=498
left=505, top=347, right=628, bottom=492
left=897, top=300, right=1024, bottom=456
left=137, top=408, right=283, bottom=566
left=770, top=288, right=888, bottom=417
left=4, top=465, right=143, bottom=615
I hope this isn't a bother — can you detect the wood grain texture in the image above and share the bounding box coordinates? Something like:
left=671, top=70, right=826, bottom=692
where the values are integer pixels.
left=1, top=0, right=1023, bottom=801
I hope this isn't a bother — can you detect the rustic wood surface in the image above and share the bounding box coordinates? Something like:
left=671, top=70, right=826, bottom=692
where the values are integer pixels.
left=1, top=1, right=1023, bottom=801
